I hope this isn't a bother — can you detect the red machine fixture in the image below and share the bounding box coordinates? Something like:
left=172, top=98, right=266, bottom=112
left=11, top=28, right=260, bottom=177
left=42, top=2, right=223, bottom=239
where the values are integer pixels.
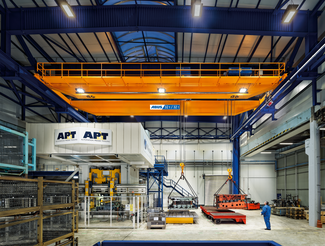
left=214, top=168, right=250, bottom=209
left=246, top=202, right=261, bottom=210
left=214, top=194, right=248, bottom=209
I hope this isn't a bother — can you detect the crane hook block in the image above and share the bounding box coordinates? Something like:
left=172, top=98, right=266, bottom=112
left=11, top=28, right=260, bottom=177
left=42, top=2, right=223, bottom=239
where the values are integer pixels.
left=227, top=168, right=232, bottom=180
left=180, top=162, right=185, bottom=175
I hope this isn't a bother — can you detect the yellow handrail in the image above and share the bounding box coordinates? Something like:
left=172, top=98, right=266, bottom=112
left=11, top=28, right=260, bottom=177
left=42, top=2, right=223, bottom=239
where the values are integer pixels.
left=36, top=62, right=285, bottom=78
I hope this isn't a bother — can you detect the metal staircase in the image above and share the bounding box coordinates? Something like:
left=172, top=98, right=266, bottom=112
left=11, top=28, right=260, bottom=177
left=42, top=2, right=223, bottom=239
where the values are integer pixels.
left=163, top=177, right=192, bottom=197
left=141, top=156, right=197, bottom=208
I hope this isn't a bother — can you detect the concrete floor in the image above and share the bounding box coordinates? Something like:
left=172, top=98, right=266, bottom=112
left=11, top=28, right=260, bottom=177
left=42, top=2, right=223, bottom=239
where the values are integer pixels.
left=76, top=209, right=325, bottom=246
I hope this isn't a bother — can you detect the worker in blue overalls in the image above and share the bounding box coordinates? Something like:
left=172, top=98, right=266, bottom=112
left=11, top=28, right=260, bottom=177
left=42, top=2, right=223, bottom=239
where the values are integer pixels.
left=261, top=201, right=271, bottom=230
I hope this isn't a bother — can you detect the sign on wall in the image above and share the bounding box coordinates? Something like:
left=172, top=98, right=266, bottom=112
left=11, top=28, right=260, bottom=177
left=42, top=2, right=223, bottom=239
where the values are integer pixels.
left=54, top=127, right=112, bottom=146
left=150, top=105, right=180, bottom=110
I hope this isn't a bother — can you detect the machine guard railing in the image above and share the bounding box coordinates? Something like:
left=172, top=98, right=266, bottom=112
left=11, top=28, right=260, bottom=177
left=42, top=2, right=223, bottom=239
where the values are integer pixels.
left=0, top=125, right=36, bottom=175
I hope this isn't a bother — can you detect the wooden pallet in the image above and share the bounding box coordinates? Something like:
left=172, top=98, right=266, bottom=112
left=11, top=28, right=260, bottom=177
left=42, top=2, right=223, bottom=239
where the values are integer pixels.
left=304, top=211, right=325, bottom=223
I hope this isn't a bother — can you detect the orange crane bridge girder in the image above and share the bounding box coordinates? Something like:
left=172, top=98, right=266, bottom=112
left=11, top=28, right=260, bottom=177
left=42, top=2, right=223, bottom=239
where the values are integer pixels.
left=35, top=62, right=286, bottom=116
left=68, top=100, right=260, bottom=116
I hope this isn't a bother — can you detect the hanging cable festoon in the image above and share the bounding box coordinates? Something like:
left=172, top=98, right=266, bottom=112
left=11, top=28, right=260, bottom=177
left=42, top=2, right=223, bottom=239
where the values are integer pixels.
left=194, top=150, right=195, bottom=178
left=167, top=99, right=199, bottom=208
left=175, top=150, right=177, bottom=178
left=203, top=150, right=205, bottom=175
left=221, top=150, right=223, bottom=174
left=212, top=150, right=214, bottom=174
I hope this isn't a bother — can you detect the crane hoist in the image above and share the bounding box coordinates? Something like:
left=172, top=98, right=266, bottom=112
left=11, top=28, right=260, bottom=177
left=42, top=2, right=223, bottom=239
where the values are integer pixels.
left=165, top=163, right=199, bottom=224
left=168, top=162, right=198, bottom=210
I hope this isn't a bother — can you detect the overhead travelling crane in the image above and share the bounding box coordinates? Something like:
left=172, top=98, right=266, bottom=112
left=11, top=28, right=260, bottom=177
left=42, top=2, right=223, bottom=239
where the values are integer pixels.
left=35, top=62, right=286, bottom=116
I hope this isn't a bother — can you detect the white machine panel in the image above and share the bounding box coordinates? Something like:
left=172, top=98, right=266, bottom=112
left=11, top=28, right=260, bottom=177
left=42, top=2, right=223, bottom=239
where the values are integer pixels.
left=26, top=123, right=155, bottom=168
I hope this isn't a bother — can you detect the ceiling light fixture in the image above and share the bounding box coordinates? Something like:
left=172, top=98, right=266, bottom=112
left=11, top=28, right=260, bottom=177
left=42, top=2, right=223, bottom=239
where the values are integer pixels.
left=280, top=143, right=293, bottom=145
left=158, top=88, right=166, bottom=93
left=282, top=4, right=298, bottom=24
left=76, top=88, right=85, bottom=93
left=192, top=0, right=203, bottom=17
left=184, top=115, right=188, bottom=118
left=57, top=0, right=75, bottom=18
left=223, top=116, right=227, bottom=120
left=261, top=152, right=272, bottom=154
left=320, top=128, right=325, bottom=130
left=239, top=88, right=247, bottom=93
left=130, top=115, right=134, bottom=118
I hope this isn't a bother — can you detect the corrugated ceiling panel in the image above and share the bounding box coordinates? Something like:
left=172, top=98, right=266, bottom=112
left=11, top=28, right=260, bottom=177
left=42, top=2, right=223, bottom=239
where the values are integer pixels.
left=11, top=36, right=30, bottom=66
left=177, top=32, right=183, bottom=62
left=64, top=33, right=91, bottom=61
left=215, top=0, right=233, bottom=8
left=258, top=0, right=279, bottom=9
left=237, top=35, right=258, bottom=59
left=205, top=34, right=221, bottom=63
left=237, top=0, right=262, bottom=8
left=78, top=33, right=107, bottom=61
left=253, top=36, right=271, bottom=60
left=45, top=34, right=81, bottom=62
left=221, top=34, right=245, bottom=59
left=96, top=32, right=119, bottom=62
left=191, top=33, right=209, bottom=62
left=182, top=33, right=192, bottom=62
left=201, top=0, right=216, bottom=7
left=274, top=36, right=296, bottom=60
left=59, top=33, right=86, bottom=61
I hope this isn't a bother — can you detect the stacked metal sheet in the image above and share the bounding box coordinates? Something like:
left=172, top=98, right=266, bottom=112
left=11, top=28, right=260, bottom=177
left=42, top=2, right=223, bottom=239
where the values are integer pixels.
left=168, top=196, right=197, bottom=209
left=165, top=210, right=198, bottom=224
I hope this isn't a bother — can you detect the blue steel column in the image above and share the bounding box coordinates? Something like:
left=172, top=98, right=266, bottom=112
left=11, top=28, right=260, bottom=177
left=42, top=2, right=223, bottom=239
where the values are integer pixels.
left=147, top=170, right=150, bottom=207
left=232, top=137, right=240, bottom=194
left=232, top=115, right=240, bottom=194
left=1, top=8, right=11, bottom=55
left=30, top=138, right=37, bottom=171
left=22, top=85, right=26, bottom=121
left=161, top=170, right=164, bottom=208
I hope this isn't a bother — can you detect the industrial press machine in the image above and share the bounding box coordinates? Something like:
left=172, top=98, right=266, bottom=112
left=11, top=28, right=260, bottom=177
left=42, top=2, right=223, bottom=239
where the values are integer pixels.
left=82, top=167, right=146, bottom=223
left=85, top=168, right=122, bottom=211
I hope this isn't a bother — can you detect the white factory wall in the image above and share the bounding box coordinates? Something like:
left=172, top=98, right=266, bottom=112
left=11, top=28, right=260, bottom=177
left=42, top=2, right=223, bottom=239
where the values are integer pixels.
left=276, top=148, right=325, bottom=207
left=241, top=72, right=325, bottom=207
left=148, top=140, right=276, bottom=207
left=240, top=163, right=276, bottom=204
left=159, top=165, right=230, bottom=207
left=152, top=140, right=233, bottom=162
left=37, top=158, right=78, bottom=171
left=149, top=161, right=276, bottom=207
left=241, top=153, right=277, bottom=204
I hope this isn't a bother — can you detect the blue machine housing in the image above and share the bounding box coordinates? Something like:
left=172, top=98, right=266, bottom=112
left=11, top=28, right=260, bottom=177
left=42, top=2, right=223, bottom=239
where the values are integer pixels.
left=228, top=67, right=253, bottom=76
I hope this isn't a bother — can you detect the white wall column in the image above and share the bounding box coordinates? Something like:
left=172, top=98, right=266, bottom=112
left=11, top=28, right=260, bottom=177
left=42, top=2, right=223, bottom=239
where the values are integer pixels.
left=305, top=120, right=321, bottom=227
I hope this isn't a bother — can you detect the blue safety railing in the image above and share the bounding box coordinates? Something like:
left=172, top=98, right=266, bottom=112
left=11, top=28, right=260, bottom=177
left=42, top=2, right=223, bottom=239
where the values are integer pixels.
left=142, top=156, right=197, bottom=207
left=154, top=155, right=168, bottom=175
left=163, top=178, right=192, bottom=197
left=0, top=125, right=36, bottom=175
